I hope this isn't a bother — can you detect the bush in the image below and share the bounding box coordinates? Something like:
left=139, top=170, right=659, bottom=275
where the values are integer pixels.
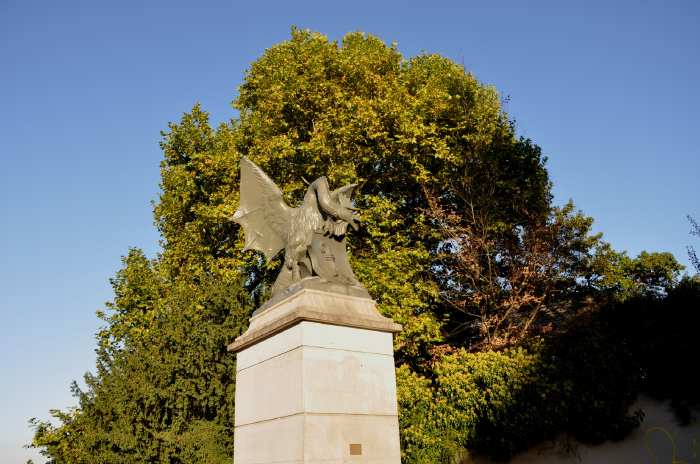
left=606, top=276, right=700, bottom=424
left=397, top=309, right=647, bottom=462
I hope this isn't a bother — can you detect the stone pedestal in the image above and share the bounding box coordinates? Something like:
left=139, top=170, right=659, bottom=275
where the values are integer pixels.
left=228, top=287, right=402, bottom=464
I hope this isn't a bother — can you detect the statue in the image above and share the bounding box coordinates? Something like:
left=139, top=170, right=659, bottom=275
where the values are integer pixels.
left=232, top=157, right=369, bottom=303
left=229, top=160, right=402, bottom=464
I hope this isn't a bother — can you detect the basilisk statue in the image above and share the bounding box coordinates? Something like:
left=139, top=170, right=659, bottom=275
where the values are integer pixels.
left=232, top=157, right=369, bottom=302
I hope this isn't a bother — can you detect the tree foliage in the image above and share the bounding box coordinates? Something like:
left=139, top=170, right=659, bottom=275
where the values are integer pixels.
left=31, top=250, right=252, bottom=463
left=30, top=29, right=693, bottom=463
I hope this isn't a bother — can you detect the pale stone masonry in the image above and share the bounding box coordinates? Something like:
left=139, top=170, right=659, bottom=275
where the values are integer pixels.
left=229, top=287, right=402, bottom=464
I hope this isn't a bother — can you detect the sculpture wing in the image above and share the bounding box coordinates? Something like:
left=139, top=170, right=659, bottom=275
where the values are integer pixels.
left=232, top=157, right=292, bottom=261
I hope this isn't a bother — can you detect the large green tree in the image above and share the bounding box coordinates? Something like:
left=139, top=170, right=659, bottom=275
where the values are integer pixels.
left=31, top=29, right=690, bottom=463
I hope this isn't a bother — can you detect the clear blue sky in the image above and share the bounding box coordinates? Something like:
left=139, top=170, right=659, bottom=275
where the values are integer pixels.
left=1, top=1, right=698, bottom=461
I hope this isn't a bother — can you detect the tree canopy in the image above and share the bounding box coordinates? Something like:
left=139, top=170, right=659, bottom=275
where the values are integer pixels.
left=31, top=29, right=696, bottom=463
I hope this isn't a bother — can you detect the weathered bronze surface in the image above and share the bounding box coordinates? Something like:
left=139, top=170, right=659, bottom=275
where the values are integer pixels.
left=232, top=157, right=369, bottom=303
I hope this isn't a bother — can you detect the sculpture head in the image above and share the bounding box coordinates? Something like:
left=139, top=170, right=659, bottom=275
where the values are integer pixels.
left=307, top=177, right=360, bottom=231
left=330, top=183, right=360, bottom=230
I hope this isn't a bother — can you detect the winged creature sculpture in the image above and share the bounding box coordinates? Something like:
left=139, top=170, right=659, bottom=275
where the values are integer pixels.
left=232, top=157, right=369, bottom=300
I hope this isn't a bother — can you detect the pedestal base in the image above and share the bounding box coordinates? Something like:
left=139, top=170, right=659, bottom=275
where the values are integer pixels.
left=230, top=290, right=402, bottom=463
